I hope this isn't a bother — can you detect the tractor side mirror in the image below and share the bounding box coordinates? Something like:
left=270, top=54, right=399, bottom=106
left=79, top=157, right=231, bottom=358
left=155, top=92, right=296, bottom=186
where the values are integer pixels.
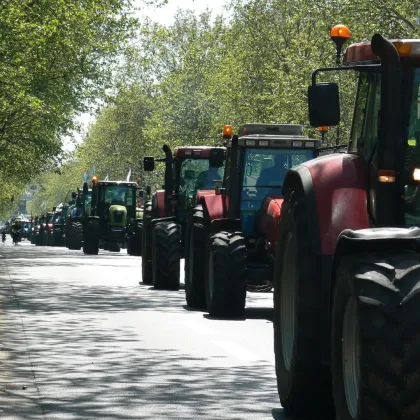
left=82, top=182, right=88, bottom=194
left=71, top=192, right=77, bottom=199
left=138, top=190, right=144, bottom=198
left=76, top=197, right=81, bottom=207
left=144, top=157, right=155, bottom=172
left=52, top=206, right=56, bottom=212
left=209, top=148, right=225, bottom=168
left=146, top=185, right=152, bottom=195
left=308, top=83, right=340, bottom=127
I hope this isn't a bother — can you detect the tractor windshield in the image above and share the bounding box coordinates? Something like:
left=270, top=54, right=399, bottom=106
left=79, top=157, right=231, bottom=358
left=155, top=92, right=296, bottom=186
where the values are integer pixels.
left=101, top=186, right=135, bottom=207
left=240, top=148, right=315, bottom=232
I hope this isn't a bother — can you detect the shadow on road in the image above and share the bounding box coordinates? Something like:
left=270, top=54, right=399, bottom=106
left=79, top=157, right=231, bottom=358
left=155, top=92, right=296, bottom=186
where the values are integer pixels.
left=0, top=244, right=283, bottom=419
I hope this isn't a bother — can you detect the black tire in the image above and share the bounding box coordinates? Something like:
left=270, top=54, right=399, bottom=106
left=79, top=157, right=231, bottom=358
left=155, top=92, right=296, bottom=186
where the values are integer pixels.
left=152, top=221, right=181, bottom=290
left=83, top=222, right=99, bottom=255
left=67, top=221, right=82, bottom=250
left=331, top=250, right=420, bottom=420
left=128, top=222, right=142, bottom=256
left=205, top=231, right=247, bottom=317
left=141, top=202, right=153, bottom=284
left=273, top=186, right=333, bottom=418
left=185, top=205, right=207, bottom=308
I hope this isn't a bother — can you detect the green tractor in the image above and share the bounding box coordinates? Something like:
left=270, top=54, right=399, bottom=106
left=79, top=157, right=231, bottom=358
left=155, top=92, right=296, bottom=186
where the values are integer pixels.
left=82, top=177, right=140, bottom=255
left=66, top=188, right=92, bottom=250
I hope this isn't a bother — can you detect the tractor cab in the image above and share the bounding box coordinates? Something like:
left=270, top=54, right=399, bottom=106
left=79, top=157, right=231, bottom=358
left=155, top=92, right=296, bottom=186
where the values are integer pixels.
left=144, top=145, right=226, bottom=224
left=224, top=123, right=320, bottom=235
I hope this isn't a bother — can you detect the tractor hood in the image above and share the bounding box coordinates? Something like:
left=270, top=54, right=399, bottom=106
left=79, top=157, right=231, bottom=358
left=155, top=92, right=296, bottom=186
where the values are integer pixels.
left=109, top=205, right=127, bottom=227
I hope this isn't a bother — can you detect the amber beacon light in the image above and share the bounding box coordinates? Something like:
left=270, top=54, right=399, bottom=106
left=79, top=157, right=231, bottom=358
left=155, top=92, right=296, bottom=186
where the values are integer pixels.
left=223, top=125, right=233, bottom=139
left=330, top=24, right=351, bottom=65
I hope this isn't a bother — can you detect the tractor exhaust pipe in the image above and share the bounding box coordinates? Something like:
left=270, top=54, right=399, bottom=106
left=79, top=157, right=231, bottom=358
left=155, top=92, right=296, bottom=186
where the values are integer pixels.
left=370, top=34, right=403, bottom=226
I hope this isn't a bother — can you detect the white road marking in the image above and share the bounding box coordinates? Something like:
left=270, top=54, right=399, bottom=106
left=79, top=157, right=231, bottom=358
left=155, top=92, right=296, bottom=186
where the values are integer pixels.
left=214, top=340, right=261, bottom=361
left=184, top=319, right=214, bottom=335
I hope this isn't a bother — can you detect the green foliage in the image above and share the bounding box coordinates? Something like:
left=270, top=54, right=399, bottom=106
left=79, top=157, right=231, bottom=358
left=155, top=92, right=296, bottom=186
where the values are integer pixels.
left=0, top=0, right=139, bottom=216
left=30, top=0, right=420, bottom=208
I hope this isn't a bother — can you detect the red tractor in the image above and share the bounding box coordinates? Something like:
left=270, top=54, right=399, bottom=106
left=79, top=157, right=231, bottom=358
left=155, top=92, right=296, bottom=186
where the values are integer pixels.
left=184, top=124, right=320, bottom=315
left=141, top=144, right=225, bottom=290
left=273, top=27, right=420, bottom=419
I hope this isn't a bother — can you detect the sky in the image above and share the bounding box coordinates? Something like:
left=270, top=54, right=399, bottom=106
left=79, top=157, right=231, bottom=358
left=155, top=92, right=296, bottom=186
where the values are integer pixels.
left=136, top=0, right=228, bottom=25
left=68, top=0, right=228, bottom=150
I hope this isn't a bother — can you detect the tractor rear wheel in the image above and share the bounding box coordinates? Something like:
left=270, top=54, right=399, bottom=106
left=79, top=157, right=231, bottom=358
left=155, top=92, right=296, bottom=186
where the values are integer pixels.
left=141, top=202, right=153, bottom=284
left=205, top=231, right=247, bottom=318
left=152, top=221, right=180, bottom=290
left=273, top=187, right=333, bottom=418
left=332, top=250, right=420, bottom=420
left=185, top=205, right=207, bottom=308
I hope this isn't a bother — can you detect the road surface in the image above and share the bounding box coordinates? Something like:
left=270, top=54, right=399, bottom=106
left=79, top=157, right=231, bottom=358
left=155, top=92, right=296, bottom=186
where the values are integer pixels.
left=0, top=240, right=287, bottom=419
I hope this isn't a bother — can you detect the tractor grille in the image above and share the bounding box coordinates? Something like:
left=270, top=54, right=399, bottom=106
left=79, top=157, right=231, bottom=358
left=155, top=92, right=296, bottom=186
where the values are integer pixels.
left=113, top=212, right=124, bottom=224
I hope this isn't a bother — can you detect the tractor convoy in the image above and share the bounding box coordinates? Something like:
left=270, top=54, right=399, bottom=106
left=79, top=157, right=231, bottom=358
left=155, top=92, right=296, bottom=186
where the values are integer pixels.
left=15, top=26, right=420, bottom=420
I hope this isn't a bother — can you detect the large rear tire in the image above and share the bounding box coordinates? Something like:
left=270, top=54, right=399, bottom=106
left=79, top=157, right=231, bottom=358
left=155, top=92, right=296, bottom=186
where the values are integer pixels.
left=205, top=231, right=247, bottom=318
left=185, top=205, right=207, bottom=308
left=332, top=250, right=420, bottom=420
left=141, top=202, right=153, bottom=284
left=273, top=186, right=333, bottom=418
left=152, top=221, right=181, bottom=290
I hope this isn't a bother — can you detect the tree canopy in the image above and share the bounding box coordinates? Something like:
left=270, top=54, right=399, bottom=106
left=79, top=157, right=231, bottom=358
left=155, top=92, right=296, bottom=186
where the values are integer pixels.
left=17, top=0, right=420, bottom=216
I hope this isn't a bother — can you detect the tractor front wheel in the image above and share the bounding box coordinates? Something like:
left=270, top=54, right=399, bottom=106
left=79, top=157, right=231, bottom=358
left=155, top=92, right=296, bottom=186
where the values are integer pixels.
left=205, top=231, right=247, bottom=318
left=152, top=221, right=181, bottom=290
left=273, top=187, right=333, bottom=418
left=67, top=222, right=82, bottom=250
left=331, top=250, right=420, bottom=420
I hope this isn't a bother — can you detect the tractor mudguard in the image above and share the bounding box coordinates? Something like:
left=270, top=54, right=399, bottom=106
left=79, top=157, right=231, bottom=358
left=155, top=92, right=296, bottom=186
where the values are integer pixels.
left=196, top=189, right=216, bottom=205
left=256, top=195, right=284, bottom=253
left=151, top=216, right=177, bottom=226
left=333, top=227, right=420, bottom=276
left=281, top=154, right=370, bottom=363
left=200, top=193, right=228, bottom=223
left=151, top=190, right=165, bottom=218
left=209, top=218, right=241, bottom=233
left=285, top=153, right=370, bottom=257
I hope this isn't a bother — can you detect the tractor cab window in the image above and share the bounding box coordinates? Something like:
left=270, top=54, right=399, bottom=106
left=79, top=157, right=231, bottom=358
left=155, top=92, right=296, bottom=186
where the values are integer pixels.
left=240, top=148, right=315, bottom=233
left=179, top=159, right=223, bottom=198
left=404, top=68, right=420, bottom=226
left=125, top=188, right=135, bottom=207
left=349, top=72, right=381, bottom=160
left=101, top=186, right=128, bottom=205
left=83, top=193, right=92, bottom=216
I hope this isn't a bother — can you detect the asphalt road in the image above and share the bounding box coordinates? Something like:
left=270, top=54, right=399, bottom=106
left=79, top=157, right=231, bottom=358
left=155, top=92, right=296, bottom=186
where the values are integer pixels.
left=0, top=240, right=287, bottom=420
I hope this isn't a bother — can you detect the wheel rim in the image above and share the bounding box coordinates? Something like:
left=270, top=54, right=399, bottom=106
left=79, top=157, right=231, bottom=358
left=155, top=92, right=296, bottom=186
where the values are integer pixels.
left=280, top=232, right=297, bottom=372
left=342, top=296, right=360, bottom=418
left=208, top=249, right=214, bottom=300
